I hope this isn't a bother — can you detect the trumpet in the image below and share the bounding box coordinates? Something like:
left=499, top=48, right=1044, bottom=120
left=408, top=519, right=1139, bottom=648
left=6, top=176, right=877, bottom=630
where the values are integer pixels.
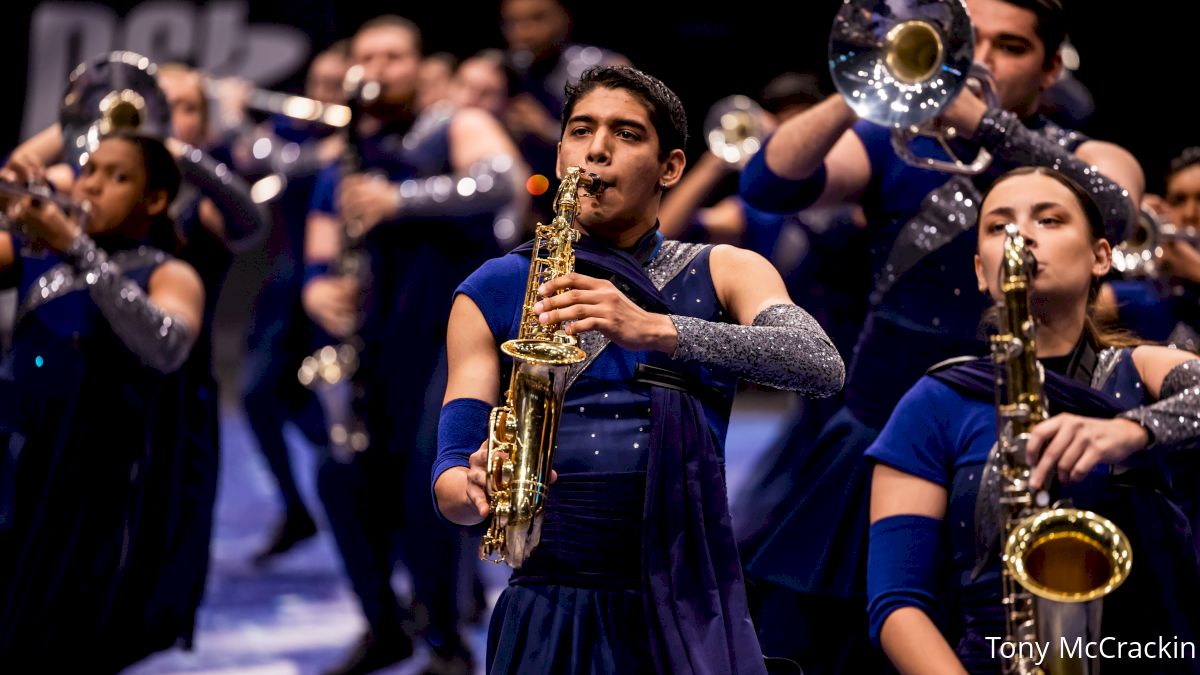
left=829, top=0, right=996, bottom=175
left=704, top=95, right=768, bottom=167
left=1112, top=207, right=1200, bottom=278
left=0, top=178, right=90, bottom=233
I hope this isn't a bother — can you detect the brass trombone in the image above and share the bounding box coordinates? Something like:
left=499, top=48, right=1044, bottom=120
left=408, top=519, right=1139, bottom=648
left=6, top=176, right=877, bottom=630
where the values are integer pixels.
left=829, top=0, right=996, bottom=175
left=704, top=95, right=768, bottom=167
left=206, top=77, right=352, bottom=128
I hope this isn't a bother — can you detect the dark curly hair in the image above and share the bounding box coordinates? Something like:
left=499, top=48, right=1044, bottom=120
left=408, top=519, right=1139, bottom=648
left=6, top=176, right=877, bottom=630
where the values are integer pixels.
left=561, top=65, right=688, bottom=160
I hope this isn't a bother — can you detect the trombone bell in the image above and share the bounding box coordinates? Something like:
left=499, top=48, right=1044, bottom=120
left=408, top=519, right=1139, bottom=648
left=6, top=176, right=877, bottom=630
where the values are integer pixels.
left=885, top=20, right=944, bottom=85
left=704, top=95, right=767, bottom=167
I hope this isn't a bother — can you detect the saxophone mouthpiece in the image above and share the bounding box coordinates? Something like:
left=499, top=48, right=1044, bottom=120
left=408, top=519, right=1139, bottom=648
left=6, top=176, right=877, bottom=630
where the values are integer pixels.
left=583, top=173, right=607, bottom=195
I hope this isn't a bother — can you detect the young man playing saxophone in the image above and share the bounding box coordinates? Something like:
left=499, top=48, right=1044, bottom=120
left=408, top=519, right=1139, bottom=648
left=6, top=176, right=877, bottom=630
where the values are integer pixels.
left=433, top=65, right=845, bottom=675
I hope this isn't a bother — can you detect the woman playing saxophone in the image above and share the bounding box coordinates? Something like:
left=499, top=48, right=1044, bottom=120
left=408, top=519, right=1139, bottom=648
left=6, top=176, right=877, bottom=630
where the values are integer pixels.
left=866, top=167, right=1200, bottom=675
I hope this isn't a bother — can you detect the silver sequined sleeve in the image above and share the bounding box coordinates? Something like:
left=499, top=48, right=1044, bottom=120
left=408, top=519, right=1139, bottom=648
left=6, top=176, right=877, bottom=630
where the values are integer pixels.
left=392, top=156, right=517, bottom=220
left=65, top=235, right=195, bottom=374
left=177, top=143, right=271, bottom=252
left=1118, top=359, right=1200, bottom=453
left=974, top=109, right=1136, bottom=244
left=668, top=304, right=845, bottom=396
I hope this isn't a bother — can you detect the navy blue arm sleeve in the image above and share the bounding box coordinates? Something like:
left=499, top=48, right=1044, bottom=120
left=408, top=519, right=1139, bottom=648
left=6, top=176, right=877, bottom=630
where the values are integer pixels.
left=739, top=135, right=828, bottom=214
left=866, top=514, right=944, bottom=647
left=432, top=397, right=492, bottom=522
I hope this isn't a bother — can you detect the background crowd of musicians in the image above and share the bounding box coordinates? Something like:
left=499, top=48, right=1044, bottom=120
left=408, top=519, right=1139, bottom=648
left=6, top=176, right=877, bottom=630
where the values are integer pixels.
left=2, top=0, right=1200, bottom=673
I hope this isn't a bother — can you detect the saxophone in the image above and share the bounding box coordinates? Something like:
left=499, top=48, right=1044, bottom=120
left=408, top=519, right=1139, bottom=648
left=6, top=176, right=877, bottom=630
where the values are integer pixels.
left=479, top=166, right=604, bottom=567
left=991, top=224, right=1133, bottom=675
left=296, top=65, right=379, bottom=459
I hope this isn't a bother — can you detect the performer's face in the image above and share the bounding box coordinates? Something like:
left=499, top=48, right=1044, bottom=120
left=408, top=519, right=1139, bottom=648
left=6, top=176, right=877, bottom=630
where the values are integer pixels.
left=71, top=138, right=166, bottom=236
left=557, top=87, right=684, bottom=236
left=1166, top=165, right=1200, bottom=230
left=450, top=59, right=508, bottom=117
left=158, top=70, right=207, bottom=148
left=967, top=0, right=1062, bottom=117
left=502, top=0, right=569, bottom=58
left=306, top=51, right=349, bottom=105
left=351, top=26, right=420, bottom=107
left=975, top=172, right=1111, bottom=308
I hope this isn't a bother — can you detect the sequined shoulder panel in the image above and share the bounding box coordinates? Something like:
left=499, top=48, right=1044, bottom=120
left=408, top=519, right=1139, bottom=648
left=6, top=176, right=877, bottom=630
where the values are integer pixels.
left=20, top=247, right=169, bottom=316
left=872, top=122, right=1089, bottom=305
left=566, top=240, right=708, bottom=387
left=1091, top=347, right=1125, bottom=391
left=648, top=241, right=707, bottom=289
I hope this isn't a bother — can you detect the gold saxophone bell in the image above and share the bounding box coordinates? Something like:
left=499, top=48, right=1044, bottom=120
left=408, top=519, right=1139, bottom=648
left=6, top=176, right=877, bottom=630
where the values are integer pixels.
left=829, top=0, right=995, bottom=174
left=1005, top=508, right=1132, bottom=604
left=480, top=167, right=600, bottom=568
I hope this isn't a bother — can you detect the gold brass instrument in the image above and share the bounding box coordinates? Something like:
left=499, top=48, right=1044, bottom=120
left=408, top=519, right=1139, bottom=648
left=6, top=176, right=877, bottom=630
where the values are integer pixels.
left=207, top=76, right=353, bottom=129
left=61, top=51, right=172, bottom=169
left=1112, top=207, right=1200, bottom=278
left=829, top=0, right=996, bottom=175
left=991, top=223, right=1132, bottom=675
left=704, top=95, right=768, bottom=167
left=296, top=64, right=381, bottom=459
left=480, top=166, right=604, bottom=567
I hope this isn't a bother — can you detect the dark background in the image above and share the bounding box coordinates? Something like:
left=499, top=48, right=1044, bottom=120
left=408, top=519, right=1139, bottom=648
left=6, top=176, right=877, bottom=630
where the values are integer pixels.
left=2, top=0, right=1196, bottom=191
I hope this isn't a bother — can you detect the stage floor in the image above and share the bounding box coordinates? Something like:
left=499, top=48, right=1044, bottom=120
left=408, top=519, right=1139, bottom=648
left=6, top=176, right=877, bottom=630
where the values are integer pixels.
left=125, top=389, right=796, bottom=675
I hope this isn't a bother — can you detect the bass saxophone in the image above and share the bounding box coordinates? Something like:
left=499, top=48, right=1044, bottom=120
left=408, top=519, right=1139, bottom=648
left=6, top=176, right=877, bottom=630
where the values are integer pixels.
left=480, top=166, right=604, bottom=567
left=991, top=223, right=1133, bottom=675
left=296, top=65, right=380, bottom=459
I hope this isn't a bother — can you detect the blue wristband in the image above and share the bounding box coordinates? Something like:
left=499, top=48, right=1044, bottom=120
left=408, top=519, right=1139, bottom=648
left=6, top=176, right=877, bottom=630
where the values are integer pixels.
left=304, top=261, right=333, bottom=286
left=432, top=397, right=492, bottom=522
left=867, top=514, right=944, bottom=646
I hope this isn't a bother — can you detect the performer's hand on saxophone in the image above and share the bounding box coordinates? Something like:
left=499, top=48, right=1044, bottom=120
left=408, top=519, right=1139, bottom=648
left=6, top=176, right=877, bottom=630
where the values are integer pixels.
left=1024, top=413, right=1151, bottom=489
left=465, top=442, right=557, bottom=521
left=533, top=272, right=680, bottom=353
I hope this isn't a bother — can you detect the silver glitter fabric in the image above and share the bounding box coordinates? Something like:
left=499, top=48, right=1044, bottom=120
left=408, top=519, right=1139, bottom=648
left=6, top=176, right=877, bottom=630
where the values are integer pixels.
left=49, top=235, right=194, bottom=373
left=566, top=240, right=706, bottom=388
left=394, top=155, right=518, bottom=219
left=669, top=303, right=845, bottom=396
left=974, top=108, right=1135, bottom=245
left=1118, top=358, right=1200, bottom=452
left=1092, top=347, right=1125, bottom=390
left=176, top=142, right=269, bottom=252
left=871, top=174, right=979, bottom=304
left=872, top=110, right=1131, bottom=304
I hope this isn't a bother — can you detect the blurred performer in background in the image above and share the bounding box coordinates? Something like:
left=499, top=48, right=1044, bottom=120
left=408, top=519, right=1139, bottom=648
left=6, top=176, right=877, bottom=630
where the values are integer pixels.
left=302, top=15, right=526, bottom=675
left=1100, top=147, right=1200, bottom=346
left=0, top=132, right=204, bottom=672
left=449, top=50, right=511, bottom=120
left=500, top=0, right=627, bottom=219
left=417, top=52, right=458, bottom=114
left=4, top=51, right=270, bottom=658
left=233, top=43, right=352, bottom=565
left=738, top=0, right=1142, bottom=672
